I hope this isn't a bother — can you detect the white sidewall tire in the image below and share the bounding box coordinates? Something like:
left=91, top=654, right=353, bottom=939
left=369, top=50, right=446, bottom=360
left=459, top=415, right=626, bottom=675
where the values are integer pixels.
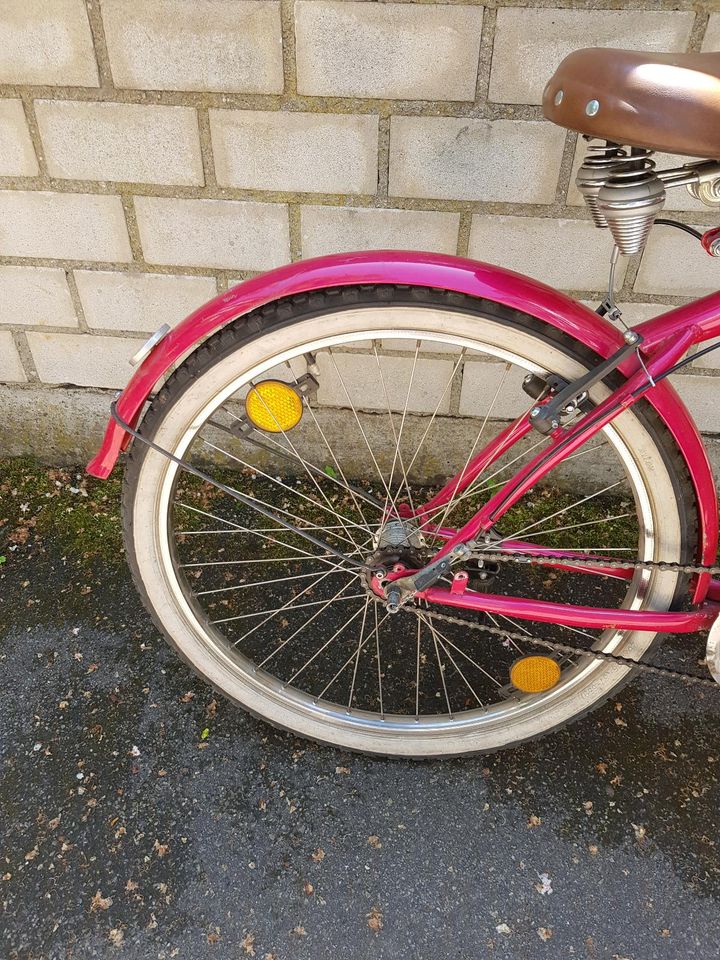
left=125, top=300, right=689, bottom=757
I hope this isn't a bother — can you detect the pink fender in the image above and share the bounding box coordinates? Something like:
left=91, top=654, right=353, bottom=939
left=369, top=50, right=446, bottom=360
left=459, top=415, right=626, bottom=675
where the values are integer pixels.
left=86, top=251, right=718, bottom=593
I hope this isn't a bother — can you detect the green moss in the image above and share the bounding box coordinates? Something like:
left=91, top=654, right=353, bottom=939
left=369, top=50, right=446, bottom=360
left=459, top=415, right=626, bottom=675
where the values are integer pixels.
left=2, top=454, right=710, bottom=569
left=0, top=456, right=124, bottom=565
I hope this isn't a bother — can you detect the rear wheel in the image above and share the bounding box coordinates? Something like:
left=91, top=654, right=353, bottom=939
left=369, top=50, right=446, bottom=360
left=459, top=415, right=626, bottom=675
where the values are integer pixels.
left=123, top=286, right=696, bottom=756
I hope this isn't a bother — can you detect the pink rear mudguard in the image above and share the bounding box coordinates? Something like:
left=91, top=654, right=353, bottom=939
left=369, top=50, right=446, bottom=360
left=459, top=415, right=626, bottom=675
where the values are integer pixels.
left=86, top=251, right=718, bottom=598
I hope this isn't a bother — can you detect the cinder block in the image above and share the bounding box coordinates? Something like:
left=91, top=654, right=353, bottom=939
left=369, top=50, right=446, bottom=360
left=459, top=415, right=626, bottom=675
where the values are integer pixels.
left=672, top=373, right=720, bottom=432
left=75, top=270, right=217, bottom=332
left=36, top=101, right=204, bottom=186
left=210, top=110, right=378, bottom=195
left=459, top=361, right=529, bottom=419
left=0, top=101, right=38, bottom=177
left=134, top=197, right=290, bottom=270
left=0, top=383, right=115, bottom=463
left=389, top=118, right=565, bottom=203
left=634, top=226, right=720, bottom=297
left=316, top=351, right=455, bottom=415
left=702, top=15, right=720, bottom=51
left=468, top=215, right=622, bottom=291
left=0, top=266, right=77, bottom=327
left=0, top=191, right=132, bottom=263
left=490, top=8, right=693, bottom=105
left=101, top=0, right=283, bottom=93
left=0, top=0, right=98, bottom=86
left=300, top=206, right=460, bottom=258
left=0, top=331, right=26, bottom=382
left=26, top=331, right=144, bottom=389
left=295, top=0, right=483, bottom=101
left=568, top=140, right=706, bottom=214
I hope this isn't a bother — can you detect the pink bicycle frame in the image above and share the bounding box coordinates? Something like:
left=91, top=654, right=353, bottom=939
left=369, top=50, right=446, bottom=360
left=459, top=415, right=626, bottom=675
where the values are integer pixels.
left=86, top=251, right=720, bottom=634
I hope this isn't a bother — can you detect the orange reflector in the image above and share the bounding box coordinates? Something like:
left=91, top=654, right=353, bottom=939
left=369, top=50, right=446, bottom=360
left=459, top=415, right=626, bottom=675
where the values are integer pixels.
left=245, top=380, right=303, bottom=433
left=510, top=655, right=561, bottom=694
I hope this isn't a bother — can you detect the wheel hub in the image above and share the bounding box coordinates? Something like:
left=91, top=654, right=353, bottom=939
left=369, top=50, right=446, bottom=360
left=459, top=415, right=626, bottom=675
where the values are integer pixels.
left=362, top=519, right=431, bottom=610
left=375, top=519, right=425, bottom=552
left=363, top=519, right=427, bottom=569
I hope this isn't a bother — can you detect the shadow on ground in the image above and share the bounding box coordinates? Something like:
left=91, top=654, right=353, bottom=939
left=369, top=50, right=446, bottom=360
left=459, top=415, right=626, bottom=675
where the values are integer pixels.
left=1, top=461, right=719, bottom=960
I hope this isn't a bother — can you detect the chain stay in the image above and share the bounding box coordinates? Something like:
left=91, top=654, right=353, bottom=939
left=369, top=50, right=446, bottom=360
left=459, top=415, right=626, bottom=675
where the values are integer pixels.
left=414, top=605, right=718, bottom=689
left=403, top=547, right=720, bottom=689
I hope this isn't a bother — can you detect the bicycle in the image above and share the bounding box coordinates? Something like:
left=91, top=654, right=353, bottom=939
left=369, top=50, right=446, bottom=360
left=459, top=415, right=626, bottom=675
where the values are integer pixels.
left=88, top=47, right=720, bottom=757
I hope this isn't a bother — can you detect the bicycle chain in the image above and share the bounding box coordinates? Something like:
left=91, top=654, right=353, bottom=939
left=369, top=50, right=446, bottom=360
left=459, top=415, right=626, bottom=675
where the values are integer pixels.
left=470, top=549, right=720, bottom=578
left=400, top=549, right=720, bottom=689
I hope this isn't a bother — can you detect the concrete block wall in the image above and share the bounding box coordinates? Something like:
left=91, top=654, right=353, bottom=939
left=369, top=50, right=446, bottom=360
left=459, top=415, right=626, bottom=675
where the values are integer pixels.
left=1, top=0, right=720, bottom=464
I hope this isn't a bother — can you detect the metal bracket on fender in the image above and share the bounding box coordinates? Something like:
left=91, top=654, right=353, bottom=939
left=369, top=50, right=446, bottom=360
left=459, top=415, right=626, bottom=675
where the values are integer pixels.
left=528, top=335, right=642, bottom=435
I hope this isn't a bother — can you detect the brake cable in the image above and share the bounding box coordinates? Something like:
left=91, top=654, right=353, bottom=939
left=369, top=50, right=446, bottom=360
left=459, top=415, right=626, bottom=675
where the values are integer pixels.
left=653, top=218, right=704, bottom=241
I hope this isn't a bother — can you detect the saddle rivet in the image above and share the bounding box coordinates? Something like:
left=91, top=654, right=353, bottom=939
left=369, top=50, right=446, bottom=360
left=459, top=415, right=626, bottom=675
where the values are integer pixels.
left=585, top=99, right=600, bottom=117
left=554, top=89, right=563, bottom=106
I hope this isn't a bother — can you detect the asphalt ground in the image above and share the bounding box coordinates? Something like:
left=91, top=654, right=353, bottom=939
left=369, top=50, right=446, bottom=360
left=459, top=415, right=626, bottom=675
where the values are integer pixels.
left=1, top=462, right=719, bottom=960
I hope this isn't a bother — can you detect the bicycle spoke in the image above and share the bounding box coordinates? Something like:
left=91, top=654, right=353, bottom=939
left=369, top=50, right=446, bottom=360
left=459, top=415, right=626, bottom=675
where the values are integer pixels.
left=375, top=602, right=385, bottom=719
left=180, top=555, right=340, bottom=568
left=243, top=379, right=363, bottom=547
left=200, top=437, right=370, bottom=545
left=486, top=612, right=524, bottom=655
left=561, top=438, right=610, bottom=464
left=373, top=340, right=418, bottom=516
left=295, top=392, right=382, bottom=525
left=347, top=601, right=373, bottom=711
left=426, top=616, right=453, bottom=717
left=432, top=362, right=512, bottom=535
left=316, top=597, right=371, bottom=703
left=421, top=613, right=504, bottom=690
left=415, top=617, right=422, bottom=721
left=510, top=511, right=634, bottom=545
left=177, top=522, right=382, bottom=537
left=254, top=578, right=360, bottom=668
left=176, top=502, right=353, bottom=567
left=496, top=479, right=625, bottom=544
left=214, top=590, right=363, bottom=625
left=175, top=502, right=371, bottom=596
left=387, top=349, right=466, bottom=515
left=196, top=568, right=349, bottom=597
left=420, top=406, right=592, bottom=531
left=421, top=430, right=549, bottom=526
left=286, top=601, right=369, bottom=686
left=423, top=619, right=486, bottom=708
left=211, top=565, right=355, bottom=638
left=327, top=348, right=397, bottom=507
left=223, top=401, right=383, bottom=522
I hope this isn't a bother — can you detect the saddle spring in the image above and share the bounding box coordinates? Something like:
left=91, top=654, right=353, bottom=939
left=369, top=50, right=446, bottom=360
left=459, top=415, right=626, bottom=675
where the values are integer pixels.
left=577, top=138, right=720, bottom=257
left=576, top=142, right=665, bottom=255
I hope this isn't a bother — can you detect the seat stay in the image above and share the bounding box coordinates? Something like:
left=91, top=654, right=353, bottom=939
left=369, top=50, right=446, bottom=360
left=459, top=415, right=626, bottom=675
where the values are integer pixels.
left=422, top=326, right=697, bottom=564
left=634, top=290, right=720, bottom=350
left=413, top=413, right=534, bottom=522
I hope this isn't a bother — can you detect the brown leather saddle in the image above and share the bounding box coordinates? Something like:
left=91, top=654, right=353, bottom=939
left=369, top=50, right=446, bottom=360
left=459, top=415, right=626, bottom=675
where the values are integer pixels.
left=543, top=48, right=720, bottom=159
